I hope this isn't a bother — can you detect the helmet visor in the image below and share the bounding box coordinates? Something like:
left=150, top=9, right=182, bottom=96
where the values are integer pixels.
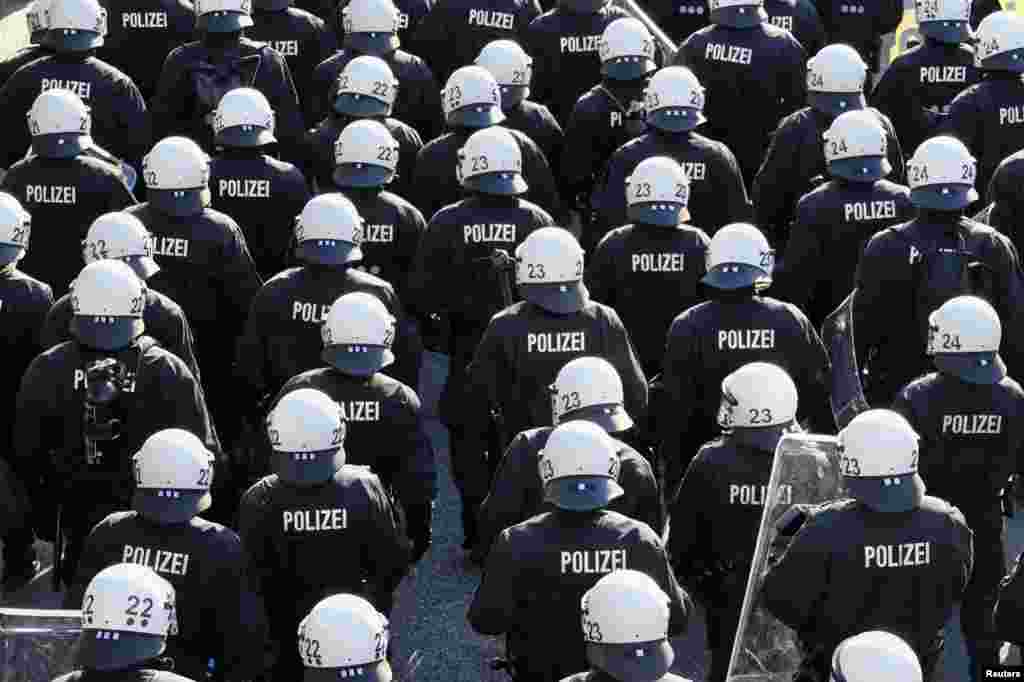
left=295, top=238, right=363, bottom=265
left=647, top=107, right=706, bottom=133
left=828, top=156, right=892, bottom=182
left=43, top=29, right=104, bottom=51
left=345, top=31, right=400, bottom=56
left=519, top=280, right=589, bottom=314
left=215, top=125, right=277, bottom=148
left=918, top=19, right=973, bottom=44
left=587, top=641, right=673, bottom=682
left=601, top=57, right=657, bottom=81
left=274, top=448, right=345, bottom=485
left=845, top=473, right=926, bottom=513
left=132, top=488, right=212, bottom=524
left=78, top=632, right=166, bottom=671
left=197, top=10, right=254, bottom=32
left=332, top=163, right=395, bottom=188
left=543, top=476, right=625, bottom=511
left=462, top=171, right=529, bottom=196
left=333, top=93, right=392, bottom=118
left=33, top=133, right=92, bottom=159
left=446, top=104, right=505, bottom=129
left=933, top=351, right=1006, bottom=384
left=559, top=402, right=634, bottom=433
left=910, top=184, right=979, bottom=210
left=701, top=263, right=770, bottom=290
left=70, top=316, right=145, bottom=351
left=808, top=91, right=867, bottom=116
left=321, top=344, right=395, bottom=376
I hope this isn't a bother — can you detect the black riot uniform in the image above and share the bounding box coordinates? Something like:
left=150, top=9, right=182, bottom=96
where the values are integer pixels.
left=411, top=127, right=565, bottom=222
left=209, top=148, right=312, bottom=279
left=593, top=131, right=751, bottom=252
left=815, top=0, right=903, bottom=72
left=308, top=48, right=443, bottom=142
left=674, top=22, right=806, bottom=185
left=0, top=45, right=54, bottom=88
left=65, top=511, right=261, bottom=682
left=0, top=57, right=151, bottom=172
left=1, top=157, right=136, bottom=295
left=659, top=295, right=831, bottom=495
left=585, top=223, right=710, bottom=376
left=42, top=288, right=202, bottom=381
left=95, top=0, right=197, bottom=101
left=501, top=100, right=565, bottom=193
left=248, top=5, right=339, bottom=125
left=408, top=0, right=542, bottom=86
left=761, top=496, right=973, bottom=678
left=892, top=372, right=1024, bottom=676
left=853, top=214, right=1024, bottom=405
left=469, top=509, right=689, bottom=682
left=522, top=2, right=630, bottom=126
left=478, top=427, right=663, bottom=555
left=303, top=108, right=423, bottom=198
left=150, top=35, right=306, bottom=161
left=981, top=148, right=1024, bottom=248
left=871, top=40, right=980, bottom=161
left=778, top=178, right=914, bottom=327
left=13, top=338, right=219, bottom=586
left=237, top=465, right=410, bottom=675
left=0, top=268, right=53, bottom=584
left=753, top=107, right=905, bottom=251
left=330, top=0, right=435, bottom=49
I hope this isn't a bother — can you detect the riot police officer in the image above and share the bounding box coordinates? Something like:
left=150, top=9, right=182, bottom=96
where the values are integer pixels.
left=42, top=212, right=202, bottom=380
left=853, top=135, right=1024, bottom=406
left=410, top=65, right=564, bottom=221
left=562, top=570, right=693, bottom=682
left=66, top=428, right=262, bottom=682
left=478, top=356, right=663, bottom=559
left=303, top=56, right=423, bottom=199
left=761, top=409, right=973, bottom=680
left=830, top=632, right=925, bottom=682
left=779, top=109, right=914, bottom=326
left=269, top=293, right=436, bottom=563
left=658, top=223, right=831, bottom=495
left=296, top=594, right=394, bottom=682
left=562, top=18, right=656, bottom=229
left=0, top=0, right=56, bottom=90
left=891, top=295, right=1024, bottom=680
left=942, top=10, right=1024, bottom=202
left=209, top=87, right=312, bottom=279
left=0, top=0, right=151, bottom=172
left=816, top=0, right=902, bottom=74
left=980, top=148, right=1024, bottom=247
left=753, top=44, right=905, bottom=252
left=585, top=156, right=710, bottom=376
left=332, top=0, right=433, bottom=47
left=871, top=0, right=979, bottom=162
left=593, top=66, right=750, bottom=252
left=237, top=388, right=410, bottom=680
left=150, top=0, right=305, bottom=161
left=14, top=260, right=219, bottom=587
left=0, top=193, right=52, bottom=589
left=522, top=0, right=629, bottom=126
left=669, top=362, right=799, bottom=682
left=673, top=0, right=806, bottom=185
left=309, top=0, right=442, bottom=139
left=0, top=89, right=136, bottom=295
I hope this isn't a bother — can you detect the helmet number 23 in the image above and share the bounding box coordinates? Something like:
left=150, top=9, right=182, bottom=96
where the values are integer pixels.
left=527, top=263, right=545, bottom=279
left=748, top=408, right=772, bottom=424
left=560, top=391, right=581, bottom=412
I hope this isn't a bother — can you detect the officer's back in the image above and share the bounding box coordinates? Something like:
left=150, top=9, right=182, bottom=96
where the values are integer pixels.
left=982, top=148, right=1024, bottom=248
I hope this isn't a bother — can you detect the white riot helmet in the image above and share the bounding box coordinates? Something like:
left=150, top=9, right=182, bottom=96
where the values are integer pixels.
left=831, top=631, right=923, bottom=682
left=457, top=127, right=527, bottom=195
left=142, top=137, right=212, bottom=217
left=294, top=194, right=364, bottom=265
left=515, top=227, right=588, bottom=314
left=213, top=88, right=276, bottom=148
left=298, top=594, right=392, bottom=682
left=906, top=135, right=978, bottom=210
left=82, top=212, right=159, bottom=280
left=916, top=0, right=973, bottom=44
left=822, top=110, right=891, bottom=182
left=342, top=0, right=401, bottom=56
left=806, top=44, right=868, bottom=116
left=442, top=66, right=505, bottom=129
left=551, top=356, right=632, bottom=432
left=195, top=0, right=253, bottom=33
left=320, top=291, right=396, bottom=376
left=69, top=260, right=146, bottom=351
left=708, top=0, right=767, bottom=28
left=581, top=571, right=674, bottom=682
left=927, top=295, right=1005, bottom=384
left=538, top=421, right=624, bottom=511
left=267, top=388, right=346, bottom=485
left=27, top=0, right=54, bottom=44
left=333, top=119, right=399, bottom=188
left=78, top=564, right=177, bottom=670
left=702, top=223, right=774, bottom=291
left=838, top=409, right=925, bottom=513
left=333, top=55, right=398, bottom=118
left=475, top=40, right=533, bottom=110
left=0, top=193, right=31, bottom=268
left=27, top=88, right=92, bottom=159
left=975, top=11, right=1024, bottom=71
left=599, top=18, right=657, bottom=80
left=717, top=362, right=798, bottom=450
left=625, top=156, right=691, bottom=226
left=132, top=429, right=215, bottom=524
left=643, top=66, right=706, bottom=133
left=43, top=0, right=106, bottom=51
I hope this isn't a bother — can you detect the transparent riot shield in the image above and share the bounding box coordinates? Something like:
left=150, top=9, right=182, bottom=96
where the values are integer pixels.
left=0, top=609, right=81, bottom=682
left=821, top=290, right=870, bottom=431
left=725, top=433, right=847, bottom=682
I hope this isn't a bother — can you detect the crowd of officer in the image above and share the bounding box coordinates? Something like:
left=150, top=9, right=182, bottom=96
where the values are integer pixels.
left=4, top=0, right=1024, bottom=678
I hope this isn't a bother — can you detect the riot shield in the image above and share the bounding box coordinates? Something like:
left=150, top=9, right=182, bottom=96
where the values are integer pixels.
left=821, top=290, right=870, bottom=431
left=0, top=608, right=81, bottom=682
left=726, top=433, right=847, bottom=682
